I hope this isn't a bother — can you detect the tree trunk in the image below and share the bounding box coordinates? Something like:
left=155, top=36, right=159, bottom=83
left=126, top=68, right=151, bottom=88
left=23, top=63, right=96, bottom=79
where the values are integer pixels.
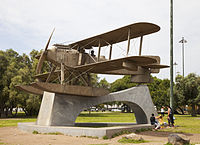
left=178, top=107, right=185, bottom=115
left=127, top=105, right=131, bottom=113
left=8, top=107, right=13, bottom=117
left=0, top=107, right=6, bottom=118
left=89, top=107, right=91, bottom=115
left=5, top=107, right=8, bottom=117
left=22, top=108, right=28, bottom=116
left=191, top=104, right=196, bottom=117
left=13, top=107, right=18, bottom=117
left=29, top=108, right=32, bottom=116
left=197, top=105, right=200, bottom=115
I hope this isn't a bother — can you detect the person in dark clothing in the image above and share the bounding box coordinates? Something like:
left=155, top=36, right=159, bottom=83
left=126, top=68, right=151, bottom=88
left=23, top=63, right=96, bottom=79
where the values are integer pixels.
left=167, top=106, right=174, bottom=127
left=150, top=113, right=156, bottom=125
left=91, top=50, right=95, bottom=57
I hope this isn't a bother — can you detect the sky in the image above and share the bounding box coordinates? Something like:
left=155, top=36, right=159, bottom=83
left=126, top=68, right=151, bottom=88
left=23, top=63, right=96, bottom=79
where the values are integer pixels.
left=0, top=0, right=200, bottom=83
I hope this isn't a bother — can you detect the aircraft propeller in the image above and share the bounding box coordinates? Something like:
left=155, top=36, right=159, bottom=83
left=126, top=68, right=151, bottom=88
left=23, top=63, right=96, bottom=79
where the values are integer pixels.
left=36, top=28, right=55, bottom=74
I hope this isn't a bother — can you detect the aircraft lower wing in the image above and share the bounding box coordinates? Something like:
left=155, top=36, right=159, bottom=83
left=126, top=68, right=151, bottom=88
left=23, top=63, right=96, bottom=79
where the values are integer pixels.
left=35, top=55, right=168, bottom=81
left=74, top=56, right=157, bottom=73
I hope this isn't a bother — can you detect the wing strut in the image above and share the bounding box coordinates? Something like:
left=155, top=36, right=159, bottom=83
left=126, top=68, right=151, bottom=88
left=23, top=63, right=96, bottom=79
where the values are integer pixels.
left=139, top=36, right=143, bottom=56
left=109, top=44, right=112, bottom=60
left=126, top=28, right=131, bottom=56
left=61, top=62, right=65, bottom=85
left=97, top=40, right=101, bottom=61
left=46, top=65, right=56, bottom=83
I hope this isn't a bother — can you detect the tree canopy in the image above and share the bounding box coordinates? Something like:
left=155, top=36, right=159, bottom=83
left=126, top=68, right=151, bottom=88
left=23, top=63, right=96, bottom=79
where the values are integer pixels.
left=0, top=49, right=41, bottom=117
left=174, top=73, right=200, bottom=116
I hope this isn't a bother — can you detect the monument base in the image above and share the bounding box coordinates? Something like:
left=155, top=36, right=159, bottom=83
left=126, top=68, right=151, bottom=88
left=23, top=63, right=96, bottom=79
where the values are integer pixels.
left=18, top=85, right=157, bottom=138
left=36, top=85, right=157, bottom=126
left=18, top=122, right=153, bottom=138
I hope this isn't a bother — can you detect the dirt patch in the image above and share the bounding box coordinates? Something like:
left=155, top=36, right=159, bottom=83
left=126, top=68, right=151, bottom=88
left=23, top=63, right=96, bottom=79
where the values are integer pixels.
left=0, top=127, right=200, bottom=145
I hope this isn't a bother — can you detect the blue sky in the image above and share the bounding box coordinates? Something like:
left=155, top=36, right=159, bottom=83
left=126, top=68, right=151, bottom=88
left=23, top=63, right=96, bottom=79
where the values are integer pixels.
left=0, top=0, right=200, bottom=82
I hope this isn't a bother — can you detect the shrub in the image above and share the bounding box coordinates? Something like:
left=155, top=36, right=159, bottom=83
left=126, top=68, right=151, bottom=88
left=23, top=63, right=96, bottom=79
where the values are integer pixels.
left=118, top=137, right=148, bottom=144
left=103, top=135, right=108, bottom=140
left=32, top=130, right=39, bottom=134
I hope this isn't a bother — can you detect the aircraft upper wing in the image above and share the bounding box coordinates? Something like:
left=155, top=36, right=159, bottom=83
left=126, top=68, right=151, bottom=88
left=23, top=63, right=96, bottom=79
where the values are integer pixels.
left=67, top=22, right=160, bottom=49
left=74, top=56, right=157, bottom=73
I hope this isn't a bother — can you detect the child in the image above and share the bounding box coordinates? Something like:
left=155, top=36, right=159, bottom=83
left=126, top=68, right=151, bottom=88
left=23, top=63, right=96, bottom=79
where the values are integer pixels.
left=155, top=115, right=164, bottom=129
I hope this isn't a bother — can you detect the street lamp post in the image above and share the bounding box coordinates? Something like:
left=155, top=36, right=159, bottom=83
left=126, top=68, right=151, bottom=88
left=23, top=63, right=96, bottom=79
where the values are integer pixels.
left=179, top=37, right=187, bottom=77
left=170, top=0, right=174, bottom=110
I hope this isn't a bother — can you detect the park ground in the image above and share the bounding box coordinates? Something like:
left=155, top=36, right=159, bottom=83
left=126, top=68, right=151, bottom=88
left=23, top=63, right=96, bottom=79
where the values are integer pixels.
left=0, top=112, right=200, bottom=145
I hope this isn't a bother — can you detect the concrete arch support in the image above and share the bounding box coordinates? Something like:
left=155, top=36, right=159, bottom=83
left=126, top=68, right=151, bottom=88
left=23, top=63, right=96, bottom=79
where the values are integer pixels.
left=36, top=85, right=157, bottom=126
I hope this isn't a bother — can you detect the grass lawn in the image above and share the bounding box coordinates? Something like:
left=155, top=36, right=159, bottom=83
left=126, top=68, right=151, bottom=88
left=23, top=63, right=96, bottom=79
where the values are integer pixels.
left=0, top=112, right=200, bottom=134
left=76, top=111, right=136, bottom=123
left=118, top=137, right=149, bottom=144
left=0, top=118, right=36, bottom=127
left=160, top=114, right=200, bottom=134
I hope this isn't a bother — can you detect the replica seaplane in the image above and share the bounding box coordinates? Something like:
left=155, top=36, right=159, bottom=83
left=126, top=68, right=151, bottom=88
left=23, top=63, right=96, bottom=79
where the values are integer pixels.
left=16, top=22, right=169, bottom=97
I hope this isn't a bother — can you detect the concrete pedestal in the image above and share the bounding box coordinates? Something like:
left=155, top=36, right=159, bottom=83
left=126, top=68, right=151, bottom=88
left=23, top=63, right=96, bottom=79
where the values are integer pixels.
left=18, top=122, right=154, bottom=138
left=36, top=85, right=157, bottom=126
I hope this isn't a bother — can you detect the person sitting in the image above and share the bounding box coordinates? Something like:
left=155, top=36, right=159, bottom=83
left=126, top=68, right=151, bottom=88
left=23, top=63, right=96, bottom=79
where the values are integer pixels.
left=155, top=115, right=164, bottom=129
left=150, top=113, right=157, bottom=126
left=91, top=50, right=95, bottom=57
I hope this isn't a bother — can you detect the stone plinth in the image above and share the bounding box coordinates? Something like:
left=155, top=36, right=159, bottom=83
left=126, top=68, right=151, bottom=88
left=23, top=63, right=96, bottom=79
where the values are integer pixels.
left=36, top=85, right=157, bottom=126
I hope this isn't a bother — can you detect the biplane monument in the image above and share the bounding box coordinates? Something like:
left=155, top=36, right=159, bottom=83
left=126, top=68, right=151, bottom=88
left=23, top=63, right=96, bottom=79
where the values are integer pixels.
left=17, top=22, right=168, bottom=137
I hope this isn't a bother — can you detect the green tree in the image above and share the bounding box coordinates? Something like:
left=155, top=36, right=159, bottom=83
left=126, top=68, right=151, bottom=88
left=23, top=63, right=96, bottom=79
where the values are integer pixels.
left=1, top=49, right=24, bottom=117
left=98, top=78, right=110, bottom=89
left=109, top=75, right=171, bottom=113
left=0, top=50, right=9, bottom=117
left=148, top=77, right=170, bottom=111
left=175, top=73, right=200, bottom=116
left=110, top=75, right=136, bottom=92
left=17, top=50, right=42, bottom=116
left=0, top=49, right=42, bottom=117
